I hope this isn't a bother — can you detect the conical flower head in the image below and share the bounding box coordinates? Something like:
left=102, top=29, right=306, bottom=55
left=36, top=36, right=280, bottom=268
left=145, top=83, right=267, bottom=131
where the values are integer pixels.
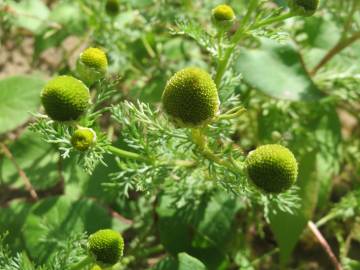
left=41, top=75, right=90, bottom=121
left=162, top=67, right=220, bottom=128
left=245, top=144, right=298, bottom=194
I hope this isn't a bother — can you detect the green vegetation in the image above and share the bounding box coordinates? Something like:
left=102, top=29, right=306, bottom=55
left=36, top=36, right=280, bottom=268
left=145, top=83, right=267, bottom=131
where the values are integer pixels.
left=0, top=0, right=359, bottom=269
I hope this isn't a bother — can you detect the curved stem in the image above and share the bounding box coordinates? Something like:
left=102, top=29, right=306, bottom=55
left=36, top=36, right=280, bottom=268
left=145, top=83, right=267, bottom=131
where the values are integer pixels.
left=217, top=107, right=246, bottom=120
left=311, top=31, right=360, bottom=75
left=251, top=248, right=279, bottom=266
left=69, top=256, right=93, bottom=270
left=107, top=145, right=153, bottom=163
left=341, top=0, right=358, bottom=39
left=316, top=212, right=340, bottom=227
left=0, top=143, right=38, bottom=201
left=250, top=12, right=295, bottom=30
left=308, top=221, right=343, bottom=270
left=191, top=129, right=243, bottom=174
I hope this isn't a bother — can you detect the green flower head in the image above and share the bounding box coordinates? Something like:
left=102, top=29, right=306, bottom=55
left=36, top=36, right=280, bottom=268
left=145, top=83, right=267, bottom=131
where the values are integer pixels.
left=41, top=75, right=90, bottom=122
left=287, top=0, right=319, bottom=16
left=212, top=4, right=235, bottom=21
left=245, top=144, right=298, bottom=194
left=77, top=47, right=108, bottom=86
left=162, top=67, right=220, bottom=128
left=88, top=229, right=124, bottom=267
left=105, top=0, right=120, bottom=17
left=211, top=4, right=235, bottom=29
left=71, top=127, right=96, bottom=151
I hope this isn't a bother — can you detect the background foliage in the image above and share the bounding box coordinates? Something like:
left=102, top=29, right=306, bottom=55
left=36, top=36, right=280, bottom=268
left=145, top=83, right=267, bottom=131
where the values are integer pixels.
left=0, top=0, right=359, bottom=269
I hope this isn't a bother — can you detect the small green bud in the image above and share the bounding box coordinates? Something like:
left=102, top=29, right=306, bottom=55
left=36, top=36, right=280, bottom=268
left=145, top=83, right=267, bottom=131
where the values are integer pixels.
left=105, top=0, right=120, bottom=17
left=211, top=4, right=235, bottom=29
left=245, top=144, right=298, bottom=194
left=162, top=67, right=220, bottom=128
left=91, top=265, right=102, bottom=270
left=41, top=75, right=90, bottom=122
left=212, top=4, right=235, bottom=21
left=287, top=0, right=319, bottom=16
left=88, top=229, right=124, bottom=267
left=71, top=127, right=96, bottom=151
left=77, top=47, right=108, bottom=86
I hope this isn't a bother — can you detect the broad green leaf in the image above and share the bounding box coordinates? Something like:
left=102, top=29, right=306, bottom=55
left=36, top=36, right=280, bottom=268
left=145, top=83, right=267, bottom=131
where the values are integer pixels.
left=0, top=200, right=32, bottom=252
left=22, top=196, right=129, bottom=264
left=312, top=108, right=341, bottom=209
left=269, top=150, right=318, bottom=266
left=303, top=17, right=341, bottom=50
left=6, top=0, right=49, bottom=33
left=0, top=76, right=44, bottom=134
left=157, top=192, right=240, bottom=269
left=235, top=38, right=323, bottom=101
left=0, top=130, right=59, bottom=190
left=267, top=106, right=341, bottom=265
left=259, top=103, right=342, bottom=265
left=151, top=252, right=206, bottom=270
left=63, top=153, right=120, bottom=200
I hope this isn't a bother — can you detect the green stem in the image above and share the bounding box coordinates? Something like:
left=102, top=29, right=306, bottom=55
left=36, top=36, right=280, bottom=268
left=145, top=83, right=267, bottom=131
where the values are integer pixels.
left=217, top=108, right=246, bottom=120
left=141, top=36, right=156, bottom=58
left=251, top=248, right=279, bottom=266
left=191, top=129, right=243, bottom=174
left=251, top=12, right=295, bottom=30
left=316, top=212, right=340, bottom=227
left=107, top=145, right=196, bottom=168
left=214, top=0, right=259, bottom=88
left=141, top=244, right=164, bottom=257
left=240, top=0, right=259, bottom=28
left=69, top=256, right=93, bottom=270
left=107, top=145, right=153, bottom=163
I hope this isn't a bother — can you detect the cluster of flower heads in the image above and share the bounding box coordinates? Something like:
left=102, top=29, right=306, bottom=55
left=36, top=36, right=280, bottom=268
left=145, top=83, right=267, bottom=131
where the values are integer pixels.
left=160, top=0, right=321, bottom=194
left=39, top=2, right=320, bottom=197
left=161, top=65, right=298, bottom=194
left=40, top=47, right=108, bottom=152
left=34, top=1, right=323, bottom=268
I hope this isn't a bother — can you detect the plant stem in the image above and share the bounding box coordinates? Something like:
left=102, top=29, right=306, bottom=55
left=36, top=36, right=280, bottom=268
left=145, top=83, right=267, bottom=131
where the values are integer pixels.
left=316, top=212, right=339, bottom=227
left=69, top=256, right=93, bottom=270
left=0, top=143, right=38, bottom=201
left=191, top=129, right=243, bottom=174
left=214, top=47, right=234, bottom=88
left=341, top=0, right=358, bottom=39
left=311, top=31, right=360, bottom=75
left=107, top=145, right=196, bottom=168
left=214, top=0, right=259, bottom=88
left=250, top=12, right=295, bottom=30
left=107, top=145, right=153, bottom=163
left=141, top=35, right=156, bottom=58
left=240, top=0, right=259, bottom=28
left=251, top=248, right=279, bottom=266
left=140, top=244, right=164, bottom=258
left=217, top=107, right=246, bottom=120
left=308, top=221, right=343, bottom=270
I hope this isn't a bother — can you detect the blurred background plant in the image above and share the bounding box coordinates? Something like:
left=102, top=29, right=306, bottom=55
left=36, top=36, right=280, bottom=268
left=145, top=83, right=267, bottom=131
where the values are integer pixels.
left=0, top=0, right=359, bottom=269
